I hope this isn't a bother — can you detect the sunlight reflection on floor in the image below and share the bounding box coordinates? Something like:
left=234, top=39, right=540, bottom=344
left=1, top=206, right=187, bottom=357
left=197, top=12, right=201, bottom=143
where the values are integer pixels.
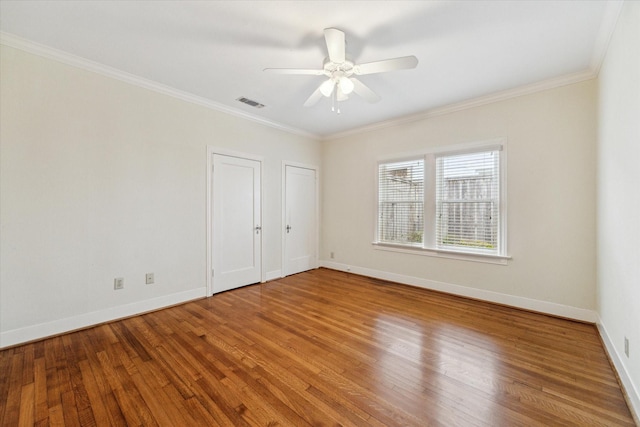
left=374, top=314, right=508, bottom=425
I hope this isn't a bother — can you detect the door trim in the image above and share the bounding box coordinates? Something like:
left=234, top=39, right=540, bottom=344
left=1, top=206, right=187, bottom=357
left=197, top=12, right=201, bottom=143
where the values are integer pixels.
left=207, top=146, right=264, bottom=296
left=281, top=161, right=320, bottom=277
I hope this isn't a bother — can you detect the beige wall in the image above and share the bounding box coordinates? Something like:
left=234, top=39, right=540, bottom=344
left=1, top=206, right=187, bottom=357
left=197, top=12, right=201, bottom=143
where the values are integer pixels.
left=322, top=80, right=597, bottom=314
left=0, top=45, right=321, bottom=346
left=597, top=0, right=640, bottom=414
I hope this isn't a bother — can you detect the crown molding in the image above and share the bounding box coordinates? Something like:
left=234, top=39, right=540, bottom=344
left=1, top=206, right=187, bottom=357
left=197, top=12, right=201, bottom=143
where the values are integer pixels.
left=0, top=32, right=319, bottom=140
left=2, top=12, right=617, bottom=144
left=325, top=69, right=597, bottom=141
left=590, top=0, right=625, bottom=73
left=325, top=1, right=624, bottom=141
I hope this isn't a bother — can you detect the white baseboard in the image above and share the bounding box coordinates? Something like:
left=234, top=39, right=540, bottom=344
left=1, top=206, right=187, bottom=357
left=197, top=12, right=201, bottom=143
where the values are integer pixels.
left=597, top=319, right=640, bottom=423
left=320, top=261, right=598, bottom=322
left=265, top=269, right=282, bottom=282
left=0, top=287, right=206, bottom=349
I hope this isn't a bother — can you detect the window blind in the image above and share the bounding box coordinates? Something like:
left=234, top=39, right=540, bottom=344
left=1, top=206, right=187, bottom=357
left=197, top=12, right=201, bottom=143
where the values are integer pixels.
left=378, top=159, right=424, bottom=245
left=435, top=150, right=500, bottom=253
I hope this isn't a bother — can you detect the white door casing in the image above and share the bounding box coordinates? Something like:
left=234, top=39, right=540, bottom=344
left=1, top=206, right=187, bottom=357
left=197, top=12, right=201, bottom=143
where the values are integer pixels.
left=283, top=164, right=318, bottom=276
left=211, top=153, right=262, bottom=293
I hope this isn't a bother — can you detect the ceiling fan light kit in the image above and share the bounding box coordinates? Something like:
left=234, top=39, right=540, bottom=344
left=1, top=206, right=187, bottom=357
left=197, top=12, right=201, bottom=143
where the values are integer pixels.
left=264, top=28, right=418, bottom=113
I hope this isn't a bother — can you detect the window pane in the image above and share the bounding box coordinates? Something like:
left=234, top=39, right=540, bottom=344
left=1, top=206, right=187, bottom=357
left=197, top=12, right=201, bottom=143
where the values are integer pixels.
left=436, top=151, right=499, bottom=253
left=378, top=160, right=424, bottom=245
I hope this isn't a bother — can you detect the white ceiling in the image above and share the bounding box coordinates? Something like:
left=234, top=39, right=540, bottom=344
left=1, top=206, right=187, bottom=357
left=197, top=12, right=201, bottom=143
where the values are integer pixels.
left=0, top=1, right=622, bottom=138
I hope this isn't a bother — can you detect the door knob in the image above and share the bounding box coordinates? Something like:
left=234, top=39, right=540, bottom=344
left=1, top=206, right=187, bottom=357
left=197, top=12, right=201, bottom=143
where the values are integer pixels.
left=255, top=225, right=262, bottom=234
left=286, top=225, right=291, bottom=233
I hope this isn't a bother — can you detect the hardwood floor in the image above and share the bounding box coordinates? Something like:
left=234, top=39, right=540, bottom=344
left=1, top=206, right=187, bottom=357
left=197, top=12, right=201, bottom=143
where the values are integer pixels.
left=1, top=268, right=635, bottom=426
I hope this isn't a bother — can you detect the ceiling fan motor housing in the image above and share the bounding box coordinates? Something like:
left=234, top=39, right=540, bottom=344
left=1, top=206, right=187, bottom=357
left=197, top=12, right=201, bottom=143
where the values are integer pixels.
left=322, top=58, right=355, bottom=96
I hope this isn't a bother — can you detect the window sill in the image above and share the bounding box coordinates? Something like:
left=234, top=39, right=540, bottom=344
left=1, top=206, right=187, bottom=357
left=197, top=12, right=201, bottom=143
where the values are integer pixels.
left=372, top=242, right=511, bottom=265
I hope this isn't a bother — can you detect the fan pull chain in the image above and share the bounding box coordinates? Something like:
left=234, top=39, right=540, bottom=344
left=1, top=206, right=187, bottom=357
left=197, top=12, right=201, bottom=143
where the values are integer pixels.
left=331, top=83, right=341, bottom=114
left=331, top=84, right=336, bottom=112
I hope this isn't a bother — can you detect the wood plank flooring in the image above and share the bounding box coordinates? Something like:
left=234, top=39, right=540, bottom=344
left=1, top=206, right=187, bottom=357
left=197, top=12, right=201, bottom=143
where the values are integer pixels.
left=1, top=268, right=635, bottom=426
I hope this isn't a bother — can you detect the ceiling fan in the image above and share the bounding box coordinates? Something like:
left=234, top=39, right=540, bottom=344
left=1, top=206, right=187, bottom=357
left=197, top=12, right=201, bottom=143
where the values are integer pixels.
left=264, top=28, right=418, bottom=111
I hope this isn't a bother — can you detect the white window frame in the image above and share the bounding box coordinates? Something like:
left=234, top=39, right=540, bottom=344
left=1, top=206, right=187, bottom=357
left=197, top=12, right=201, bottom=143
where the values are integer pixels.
left=374, top=139, right=510, bottom=265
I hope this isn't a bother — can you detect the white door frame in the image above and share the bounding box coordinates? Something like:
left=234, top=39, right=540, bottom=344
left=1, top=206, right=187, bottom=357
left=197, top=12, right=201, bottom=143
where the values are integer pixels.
left=281, top=161, right=320, bottom=277
left=207, top=146, right=265, bottom=296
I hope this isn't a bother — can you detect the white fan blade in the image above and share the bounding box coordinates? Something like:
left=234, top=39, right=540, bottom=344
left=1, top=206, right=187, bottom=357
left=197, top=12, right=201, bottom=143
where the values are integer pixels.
left=263, top=68, right=325, bottom=75
left=324, top=28, right=345, bottom=64
left=351, top=78, right=381, bottom=103
left=353, top=55, right=418, bottom=75
left=304, top=85, right=324, bottom=107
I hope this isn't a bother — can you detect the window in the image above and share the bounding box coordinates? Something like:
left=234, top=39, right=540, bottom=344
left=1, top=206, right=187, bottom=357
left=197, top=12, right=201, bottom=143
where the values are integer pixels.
left=436, top=150, right=500, bottom=254
left=376, top=142, right=506, bottom=260
left=378, top=159, right=424, bottom=245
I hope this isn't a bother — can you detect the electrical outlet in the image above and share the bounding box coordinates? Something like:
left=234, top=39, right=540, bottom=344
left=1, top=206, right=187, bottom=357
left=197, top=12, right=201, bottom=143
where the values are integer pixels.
left=624, top=337, right=629, bottom=358
left=330, top=252, right=335, bottom=259
left=145, top=273, right=154, bottom=285
left=114, top=277, right=124, bottom=290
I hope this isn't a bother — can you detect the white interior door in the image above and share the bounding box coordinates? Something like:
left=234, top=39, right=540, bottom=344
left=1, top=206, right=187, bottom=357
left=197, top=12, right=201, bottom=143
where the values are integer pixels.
left=212, top=154, right=261, bottom=293
left=284, top=165, right=317, bottom=276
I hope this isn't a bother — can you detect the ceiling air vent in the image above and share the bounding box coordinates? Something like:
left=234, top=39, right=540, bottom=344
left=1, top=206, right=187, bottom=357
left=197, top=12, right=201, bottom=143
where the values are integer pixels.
left=236, top=97, right=265, bottom=109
